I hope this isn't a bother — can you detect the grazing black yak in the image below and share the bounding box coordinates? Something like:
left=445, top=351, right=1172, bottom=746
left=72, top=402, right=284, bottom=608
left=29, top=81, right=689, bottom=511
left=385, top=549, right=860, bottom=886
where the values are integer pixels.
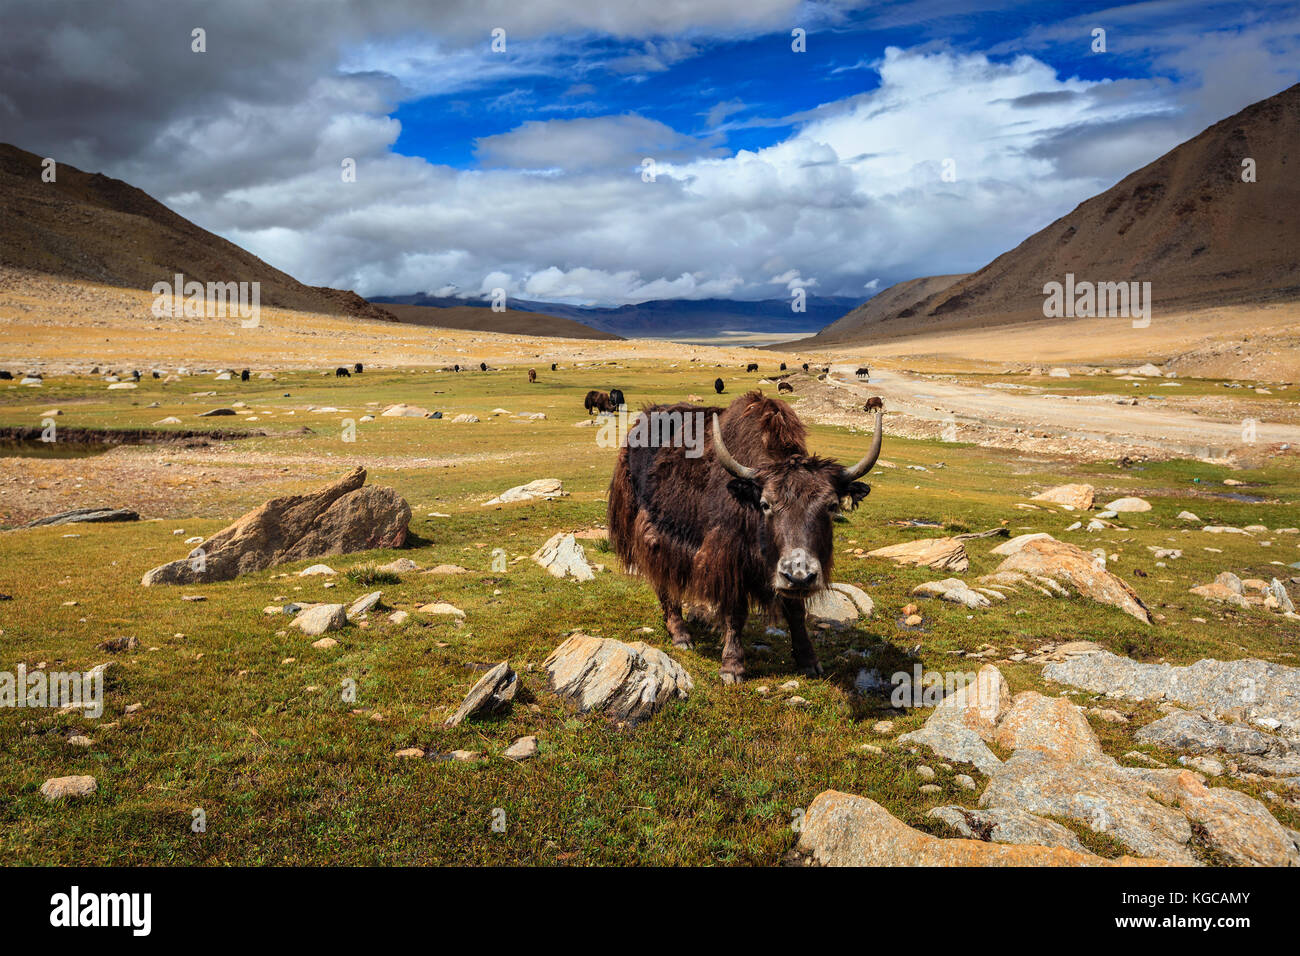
left=335, top=367, right=350, bottom=377
left=608, top=391, right=883, bottom=682
left=714, top=378, right=725, bottom=394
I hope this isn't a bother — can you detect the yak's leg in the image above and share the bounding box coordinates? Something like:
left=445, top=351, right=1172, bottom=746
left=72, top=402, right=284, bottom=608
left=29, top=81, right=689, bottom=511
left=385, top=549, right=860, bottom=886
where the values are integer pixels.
left=719, top=605, right=748, bottom=685
left=659, top=593, right=692, bottom=649
left=782, top=597, right=822, bottom=677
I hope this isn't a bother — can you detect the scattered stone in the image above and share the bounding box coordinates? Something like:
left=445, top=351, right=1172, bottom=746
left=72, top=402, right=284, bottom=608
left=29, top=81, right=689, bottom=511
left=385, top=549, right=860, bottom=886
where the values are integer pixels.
left=1106, top=497, right=1152, bottom=512
left=1180, top=755, right=1226, bottom=777
left=387, top=610, right=409, bottom=625
left=531, top=532, right=595, bottom=581
left=543, top=633, right=693, bottom=723
left=502, top=735, right=539, bottom=761
left=346, top=591, right=382, bottom=619
left=377, top=557, right=419, bottom=573
left=40, top=775, right=98, bottom=801
left=483, top=477, right=566, bottom=506
left=417, top=602, right=465, bottom=617
left=444, top=661, right=518, bottom=726
left=381, top=403, right=432, bottom=418
left=394, top=747, right=424, bottom=758
left=292, top=603, right=347, bottom=636
left=425, top=564, right=468, bottom=575
left=311, top=637, right=339, bottom=650
left=912, top=578, right=990, bottom=608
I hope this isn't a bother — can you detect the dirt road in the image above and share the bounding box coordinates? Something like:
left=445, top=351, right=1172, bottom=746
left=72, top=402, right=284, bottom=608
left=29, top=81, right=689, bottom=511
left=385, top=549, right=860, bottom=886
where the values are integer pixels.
left=828, top=366, right=1300, bottom=458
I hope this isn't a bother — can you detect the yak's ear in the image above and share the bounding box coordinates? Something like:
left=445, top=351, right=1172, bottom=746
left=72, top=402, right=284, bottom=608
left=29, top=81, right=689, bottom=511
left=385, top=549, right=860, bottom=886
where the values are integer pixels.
left=727, top=477, right=762, bottom=509
left=839, top=480, right=871, bottom=510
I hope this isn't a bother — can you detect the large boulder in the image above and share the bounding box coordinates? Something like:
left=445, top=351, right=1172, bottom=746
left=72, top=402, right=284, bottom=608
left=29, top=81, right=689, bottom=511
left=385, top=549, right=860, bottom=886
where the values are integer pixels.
left=1031, top=484, right=1094, bottom=510
left=866, top=537, right=968, bottom=572
left=141, top=467, right=410, bottom=585
left=544, top=633, right=693, bottom=723
left=796, top=791, right=1159, bottom=867
left=979, top=536, right=1151, bottom=623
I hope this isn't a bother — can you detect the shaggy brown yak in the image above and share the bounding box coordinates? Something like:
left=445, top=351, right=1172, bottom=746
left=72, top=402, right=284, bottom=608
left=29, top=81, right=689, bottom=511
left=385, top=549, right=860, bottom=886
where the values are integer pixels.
left=528, top=368, right=537, bottom=383
left=585, top=389, right=614, bottom=414
left=608, top=391, right=883, bottom=682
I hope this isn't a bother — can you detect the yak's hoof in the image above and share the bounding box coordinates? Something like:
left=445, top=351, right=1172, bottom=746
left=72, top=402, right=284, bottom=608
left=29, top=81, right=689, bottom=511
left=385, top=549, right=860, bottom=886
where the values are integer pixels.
left=672, top=639, right=694, bottom=650
left=799, top=662, right=824, bottom=678
left=720, top=670, right=744, bottom=685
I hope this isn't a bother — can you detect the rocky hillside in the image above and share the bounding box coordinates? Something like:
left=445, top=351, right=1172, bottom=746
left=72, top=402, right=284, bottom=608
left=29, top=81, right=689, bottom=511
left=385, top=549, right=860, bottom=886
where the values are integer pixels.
left=808, top=82, right=1300, bottom=346
left=0, top=142, right=396, bottom=323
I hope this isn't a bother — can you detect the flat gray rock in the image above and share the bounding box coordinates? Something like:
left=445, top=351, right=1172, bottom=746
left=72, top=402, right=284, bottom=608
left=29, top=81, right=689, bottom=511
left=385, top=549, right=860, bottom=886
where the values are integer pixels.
left=544, top=633, right=692, bottom=723
left=1136, top=711, right=1283, bottom=756
left=1044, top=650, right=1300, bottom=735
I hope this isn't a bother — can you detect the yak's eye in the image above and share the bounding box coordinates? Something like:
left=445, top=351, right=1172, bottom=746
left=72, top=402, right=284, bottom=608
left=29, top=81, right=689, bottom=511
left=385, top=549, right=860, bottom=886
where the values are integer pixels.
left=760, top=499, right=773, bottom=513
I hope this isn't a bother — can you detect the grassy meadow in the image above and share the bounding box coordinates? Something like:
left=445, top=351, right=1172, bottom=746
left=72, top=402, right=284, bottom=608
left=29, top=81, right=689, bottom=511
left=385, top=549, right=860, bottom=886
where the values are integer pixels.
left=1, top=363, right=1298, bottom=864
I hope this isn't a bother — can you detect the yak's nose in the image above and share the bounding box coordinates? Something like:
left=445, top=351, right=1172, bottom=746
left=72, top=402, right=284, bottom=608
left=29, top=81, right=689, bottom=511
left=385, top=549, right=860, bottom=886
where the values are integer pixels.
left=778, top=549, right=821, bottom=589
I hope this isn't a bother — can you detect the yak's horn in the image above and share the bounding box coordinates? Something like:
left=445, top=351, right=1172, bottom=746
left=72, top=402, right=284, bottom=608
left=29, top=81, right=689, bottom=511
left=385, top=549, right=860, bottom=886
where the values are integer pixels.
left=842, top=412, right=884, bottom=481
left=712, top=414, right=757, bottom=479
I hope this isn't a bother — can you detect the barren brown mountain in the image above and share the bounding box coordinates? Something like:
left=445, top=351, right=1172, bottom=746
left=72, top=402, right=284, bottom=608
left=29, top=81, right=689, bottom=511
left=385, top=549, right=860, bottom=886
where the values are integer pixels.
left=0, top=142, right=396, bottom=323
left=810, top=274, right=966, bottom=345
left=805, top=82, right=1300, bottom=347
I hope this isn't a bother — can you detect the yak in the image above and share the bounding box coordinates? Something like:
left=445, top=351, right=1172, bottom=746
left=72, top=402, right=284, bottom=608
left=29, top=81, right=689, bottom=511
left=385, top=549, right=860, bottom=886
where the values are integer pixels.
left=609, top=387, right=625, bottom=409
left=0, top=370, right=11, bottom=380
left=746, top=363, right=759, bottom=372
left=240, top=369, right=250, bottom=382
left=714, top=378, right=725, bottom=394
left=528, top=368, right=537, bottom=383
left=335, top=367, right=351, bottom=378
left=779, top=363, right=787, bottom=371
left=855, top=367, right=870, bottom=379
left=609, top=391, right=882, bottom=682
left=778, top=381, right=794, bottom=394
left=864, top=396, right=884, bottom=413
left=585, top=389, right=614, bottom=414
left=354, top=363, right=364, bottom=374
left=479, top=362, right=488, bottom=372
left=551, top=363, right=558, bottom=371
left=802, top=363, right=809, bottom=372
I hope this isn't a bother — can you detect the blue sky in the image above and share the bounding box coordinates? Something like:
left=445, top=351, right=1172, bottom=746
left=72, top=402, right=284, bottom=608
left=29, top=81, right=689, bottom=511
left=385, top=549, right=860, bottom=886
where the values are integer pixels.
left=7, top=0, right=1299, bottom=304
left=391, top=0, right=1160, bottom=169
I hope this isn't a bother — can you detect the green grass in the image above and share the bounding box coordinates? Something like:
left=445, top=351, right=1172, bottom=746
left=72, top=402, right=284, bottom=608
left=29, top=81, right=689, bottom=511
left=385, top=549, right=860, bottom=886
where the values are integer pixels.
left=1, top=365, right=1298, bottom=864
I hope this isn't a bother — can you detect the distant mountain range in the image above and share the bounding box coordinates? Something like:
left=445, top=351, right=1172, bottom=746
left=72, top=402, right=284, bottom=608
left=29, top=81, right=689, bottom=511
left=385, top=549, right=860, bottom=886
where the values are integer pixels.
left=370, top=292, right=866, bottom=338
left=800, top=82, right=1300, bottom=348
